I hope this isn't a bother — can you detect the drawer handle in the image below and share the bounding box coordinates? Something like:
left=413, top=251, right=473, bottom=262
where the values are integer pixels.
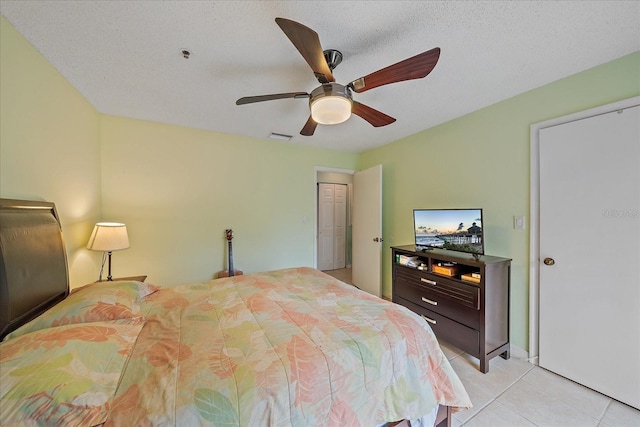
left=420, top=278, right=437, bottom=286
left=421, top=297, right=438, bottom=306
left=421, top=315, right=437, bottom=325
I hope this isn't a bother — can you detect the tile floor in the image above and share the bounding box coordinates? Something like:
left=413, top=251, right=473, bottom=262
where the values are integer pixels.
left=323, top=267, right=353, bottom=284
left=439, top=341, right=640, bottom=427
left=322, top=267, right=640, bottom=427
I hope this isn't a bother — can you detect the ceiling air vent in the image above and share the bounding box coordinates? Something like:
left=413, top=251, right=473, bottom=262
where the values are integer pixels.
left=269, top=132, right=293, bottom=141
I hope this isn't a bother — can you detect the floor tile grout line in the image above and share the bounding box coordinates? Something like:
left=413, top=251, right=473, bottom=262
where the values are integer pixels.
left=519, top=365, right=615, bottom=424
left=597, top=399, right=613, bottom=425
left=490, top=364, right=607, bottom=427
left=456, top=359, right=537, bottom=426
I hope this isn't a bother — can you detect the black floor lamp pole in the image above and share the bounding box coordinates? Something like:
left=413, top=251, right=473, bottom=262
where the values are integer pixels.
left=107, top=251, right=113, bottom=281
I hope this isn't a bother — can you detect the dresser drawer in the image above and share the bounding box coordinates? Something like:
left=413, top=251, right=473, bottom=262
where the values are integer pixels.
left=395, top=265, right=480, bottom=310
left=394, top=275, right=480, bottom=329
left=398, top=296, right=480, bottom=356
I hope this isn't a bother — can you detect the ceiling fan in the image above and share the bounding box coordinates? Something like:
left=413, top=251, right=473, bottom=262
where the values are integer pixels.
left=236, top=17, right=441, bottom=136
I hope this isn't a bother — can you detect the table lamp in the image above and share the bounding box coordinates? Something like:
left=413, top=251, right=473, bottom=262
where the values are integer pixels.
left=87, top=222, right=130, bottom=281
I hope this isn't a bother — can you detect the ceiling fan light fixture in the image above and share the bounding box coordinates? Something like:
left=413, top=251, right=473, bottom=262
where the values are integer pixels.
left=311, top=96, right=351, bottom=125
left=236, top=19, right=440, bottom=136
left=309, top=83, right=352, bottom=125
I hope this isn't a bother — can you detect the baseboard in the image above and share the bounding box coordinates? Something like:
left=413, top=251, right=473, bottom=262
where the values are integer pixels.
left=511, top=344, right=538, bottom=365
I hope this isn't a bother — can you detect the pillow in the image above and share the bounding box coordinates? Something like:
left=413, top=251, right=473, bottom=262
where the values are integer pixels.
left=0, top=318, right=144, bottom=426
left=70, top=279, right=159, bottom=301
left=3, top=281, right=158, bottom=341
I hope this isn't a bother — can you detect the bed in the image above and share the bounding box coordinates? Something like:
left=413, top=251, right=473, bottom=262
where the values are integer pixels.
left=0, top=198, right=471, bottom=426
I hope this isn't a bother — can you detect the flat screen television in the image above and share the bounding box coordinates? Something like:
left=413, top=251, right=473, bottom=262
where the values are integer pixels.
left=413, top=208, right=484, bottom=254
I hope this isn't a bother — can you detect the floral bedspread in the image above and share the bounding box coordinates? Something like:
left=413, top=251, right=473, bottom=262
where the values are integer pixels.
left=1, top=319, right=144, bottom=426
left=104, top=267, right=471, bottom=426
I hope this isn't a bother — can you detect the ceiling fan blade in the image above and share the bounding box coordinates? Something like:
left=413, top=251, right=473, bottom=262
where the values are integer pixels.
left=349, top=47, right=441, bottom=93
left=300, top=116, right=317, bottom=136
left=275, top=17, right=334, bottom=84
left=351, top=101, right=396, bottom=127
left=236, top=92, right=309, bottom=105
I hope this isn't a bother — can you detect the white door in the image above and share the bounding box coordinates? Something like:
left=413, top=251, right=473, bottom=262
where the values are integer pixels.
left=318, top=183, right=335, bottom=270
left=333, top=184, right=347, bottom=269
left=318, top=183, right=347, bottom=270
left=538, top=105, right=640, bottom=409
left=352, top=164, right=383, bottom=297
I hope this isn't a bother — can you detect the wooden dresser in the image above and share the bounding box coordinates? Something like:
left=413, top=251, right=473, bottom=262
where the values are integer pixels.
left=391, top=245, right=511, bottom=373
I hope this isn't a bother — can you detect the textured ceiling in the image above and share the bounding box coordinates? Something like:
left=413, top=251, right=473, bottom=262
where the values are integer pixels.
left=1, top=1, right=639, bottom=152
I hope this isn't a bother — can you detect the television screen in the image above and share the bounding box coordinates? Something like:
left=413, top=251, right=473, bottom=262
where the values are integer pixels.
left=413, top=208, right=484, bottom=254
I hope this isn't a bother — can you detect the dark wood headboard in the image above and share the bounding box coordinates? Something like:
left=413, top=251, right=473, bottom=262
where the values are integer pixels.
left=0, top=198, right=69, bottom=340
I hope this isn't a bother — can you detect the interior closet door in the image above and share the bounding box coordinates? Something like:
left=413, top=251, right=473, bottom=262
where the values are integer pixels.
left=332, top=184, right=346, bottom=269
left=538, top=105, right=639, bottom=409
left=352, top=165, right=382, bottom=297
left=317, top=183, right=346, bottom=271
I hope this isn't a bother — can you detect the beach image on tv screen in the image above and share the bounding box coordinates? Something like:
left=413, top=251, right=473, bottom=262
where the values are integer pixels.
left=414, top=209, right=483, bottom=254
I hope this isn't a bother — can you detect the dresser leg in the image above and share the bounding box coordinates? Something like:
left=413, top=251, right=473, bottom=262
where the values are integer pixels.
left=480, top=357, right=488, bottom=373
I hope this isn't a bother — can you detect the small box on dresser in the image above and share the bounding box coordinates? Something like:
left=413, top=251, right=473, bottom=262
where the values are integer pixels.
left=432, top=264, right=460, bottom=277
left=391, top=245, right=511, bottom=373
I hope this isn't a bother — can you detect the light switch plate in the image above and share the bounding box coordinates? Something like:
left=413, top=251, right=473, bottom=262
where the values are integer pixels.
left=514, top=215, right=525, bottom=230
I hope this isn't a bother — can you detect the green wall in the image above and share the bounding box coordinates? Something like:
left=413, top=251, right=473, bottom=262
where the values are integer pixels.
left=0, top=16, right=102, bottom=287
left=360, top=51, right=640, bottom=350
left=99, top=115, right=358, bottom=286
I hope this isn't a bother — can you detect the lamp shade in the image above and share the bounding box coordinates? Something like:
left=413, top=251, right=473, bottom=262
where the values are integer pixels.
left=87, top=222, right=130, bottom=252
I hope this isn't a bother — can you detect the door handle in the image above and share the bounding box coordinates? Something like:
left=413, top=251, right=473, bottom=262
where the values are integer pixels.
left=373, top=237, right=384, bottom=242
left=543, top=257, right=555, bottom=266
